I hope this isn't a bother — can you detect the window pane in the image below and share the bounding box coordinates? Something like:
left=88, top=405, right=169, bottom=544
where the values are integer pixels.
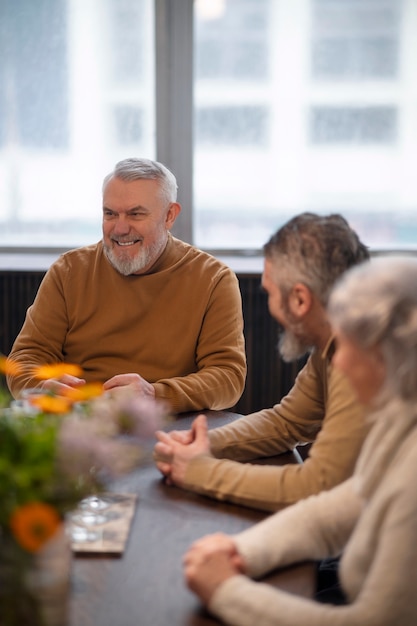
left=0, top=0, right=155, bottom=247
left=0, top=0, right=68, bottom=150
left=193, top=0, right=417, bottom=250
left=312, top=39, right=398, bottom=78
left=310, top=106, right=398, bottom=144
left=311, top=0, right=401, bottom=78
left=196, top=106, right=269, bottom=146
left=195, top=0, right=269, bottom=80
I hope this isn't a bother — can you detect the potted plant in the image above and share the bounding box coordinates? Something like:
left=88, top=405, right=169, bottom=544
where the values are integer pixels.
left=0, top=356, right=167, bottom=626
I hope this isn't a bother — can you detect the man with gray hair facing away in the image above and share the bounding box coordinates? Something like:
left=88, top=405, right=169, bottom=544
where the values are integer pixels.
left=155, top=212, right=370, bottom=511
left=7, top=157, right=246, bottom=414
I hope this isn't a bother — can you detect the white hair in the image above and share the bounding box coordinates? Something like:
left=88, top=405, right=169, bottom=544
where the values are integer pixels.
left=328, top=256, right=417, bottom=401
left=102, top=157, right=178, bottom=204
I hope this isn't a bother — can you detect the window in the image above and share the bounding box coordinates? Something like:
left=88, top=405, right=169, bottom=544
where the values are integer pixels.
left=310, top=106, right=398, bottom=144
left=113, top=106, right=145, bottom=146
left=0, top=0, right=155, bottom=248
left=311, top=0, right=401, bottom=79
left=196, top=106, right=269, bottom=146
left=193, top=0, right=417, bottom=250
left=1, top=0, right=417, bottom=253
left=0, top=0, right=68, bottom=149
left=195, top=0, right=269, bottom=80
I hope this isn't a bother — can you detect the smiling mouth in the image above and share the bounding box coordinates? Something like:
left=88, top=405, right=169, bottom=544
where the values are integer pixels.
left=113, top=239, right=141, bottom=247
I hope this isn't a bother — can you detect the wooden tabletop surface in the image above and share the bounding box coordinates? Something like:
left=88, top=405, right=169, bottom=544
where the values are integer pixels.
left=69, top=411, right=315, bottom=626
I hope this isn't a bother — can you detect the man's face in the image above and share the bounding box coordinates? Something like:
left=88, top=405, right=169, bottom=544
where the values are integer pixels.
left=261, top=259, right=312, bottom=362
left=102, top=176, right=174, bottom=276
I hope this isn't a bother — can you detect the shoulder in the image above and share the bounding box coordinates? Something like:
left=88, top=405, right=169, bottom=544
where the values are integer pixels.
left=171, top=237, right=237, bottom=280
left=385, top=418, right=417, bottom=482
left=172, top=238, right=229, bottom=266
left=49, top=243, right=103, bottom=272
left=44, top=243, right=105, bottom=287
left=394, top=427, right=417, bottom=496
left=359, top=419, right=417, bottom=515
left=58, top=242, right=102, bottom=264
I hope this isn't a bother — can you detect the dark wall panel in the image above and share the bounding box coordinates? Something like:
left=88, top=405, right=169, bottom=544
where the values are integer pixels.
left=0, top=270, right=45, bottom=354
left=234, top=274, right=306, bottom=414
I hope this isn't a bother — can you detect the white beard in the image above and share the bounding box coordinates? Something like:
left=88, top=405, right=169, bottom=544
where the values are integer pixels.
left=104, top=245, right=151, bottom=275
left=103, top=236, right=167, bottom=276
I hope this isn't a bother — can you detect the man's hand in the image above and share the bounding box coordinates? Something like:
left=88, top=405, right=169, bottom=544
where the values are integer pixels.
left=39, top=374, right=86, bottom=395
left=154, top=414, right=211, bottom=486
left=103, top=373, right=155, bottom=399
left=183, top=533, right=245, bottom=605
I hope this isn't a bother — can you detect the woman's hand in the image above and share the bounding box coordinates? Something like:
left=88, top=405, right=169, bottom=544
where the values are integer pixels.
left=183, top=533, right=246, bottom=604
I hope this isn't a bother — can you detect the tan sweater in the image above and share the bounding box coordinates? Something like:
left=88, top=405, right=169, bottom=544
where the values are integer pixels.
left=209, top=402, right=417, bottom=625
left=182, top=339, right=368, bottom=510
left=7, top=235, right=246, bottom=413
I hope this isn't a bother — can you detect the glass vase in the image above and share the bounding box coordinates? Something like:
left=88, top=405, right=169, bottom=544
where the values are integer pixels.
left=0, top=525, right=72, bottom=626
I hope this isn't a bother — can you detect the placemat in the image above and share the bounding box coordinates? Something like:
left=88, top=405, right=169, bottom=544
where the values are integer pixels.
left=71, top=493, right=138, bottom=554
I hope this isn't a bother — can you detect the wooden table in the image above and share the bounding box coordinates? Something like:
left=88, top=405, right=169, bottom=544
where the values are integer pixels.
left=70, top=411, right=315, bottom=626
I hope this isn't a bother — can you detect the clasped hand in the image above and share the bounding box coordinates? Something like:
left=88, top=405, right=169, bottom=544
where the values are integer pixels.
left=183, top=533, right=246, bottom=605
left=154, top=414, right=212, bottom=485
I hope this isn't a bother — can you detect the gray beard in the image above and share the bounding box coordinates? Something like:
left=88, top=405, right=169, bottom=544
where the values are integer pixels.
left=278, top=329, right=312, bottom=362
left=103, top=238, right=166, bottom=276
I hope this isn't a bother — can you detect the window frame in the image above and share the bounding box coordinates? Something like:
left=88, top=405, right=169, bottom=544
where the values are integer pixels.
left=155, top=0, right=194, bottom=245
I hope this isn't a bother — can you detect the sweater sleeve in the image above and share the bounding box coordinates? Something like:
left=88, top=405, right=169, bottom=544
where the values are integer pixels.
left=209, top=445, right=417, bottom=626
left=208, top=353, right=326, bottom=460
left=233, top=479, right=360, bottom=575
left=152, top=266, right=246, bottom=413
left=182, top=363, right=367, bottom=510
left=206, top=480, right=361, bottom=626
left=7, top=259, right=70, bottom=397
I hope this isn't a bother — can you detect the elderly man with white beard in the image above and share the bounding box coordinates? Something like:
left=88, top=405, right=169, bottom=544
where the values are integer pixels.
left=6, top=158, right=246, bottom=414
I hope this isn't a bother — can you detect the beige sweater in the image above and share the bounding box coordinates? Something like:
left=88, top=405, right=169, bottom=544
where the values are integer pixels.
left=209, top=402, right=417, bottom=625
left=7, top=235, right=246, bottom=413
left=182, top=340, right=368, bottom=510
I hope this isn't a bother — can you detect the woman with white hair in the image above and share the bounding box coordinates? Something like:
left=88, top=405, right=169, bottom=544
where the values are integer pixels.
left=182, top=255, right=417, bottom=626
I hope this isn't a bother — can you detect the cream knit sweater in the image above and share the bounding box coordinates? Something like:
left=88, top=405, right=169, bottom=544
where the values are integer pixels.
left=209, top=401, right=417, bottom=625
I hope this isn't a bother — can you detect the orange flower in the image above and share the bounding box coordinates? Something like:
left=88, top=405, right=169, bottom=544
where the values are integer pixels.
left=10, top=502, right=62, bottom=553
left=62, top=382, right=104, bottom=402
left=29, top=394, right=74, bottom=414
left=32, top=363, right=83, bottom=380
left=0, top=356, right=23, bottom=377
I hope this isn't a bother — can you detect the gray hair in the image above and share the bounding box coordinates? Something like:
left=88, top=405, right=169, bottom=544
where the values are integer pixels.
left=263, top=212, right=369, bottom=306
left=102, top=157, right=178, bottom=204
left=328, top=256, right=417, bottom=401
